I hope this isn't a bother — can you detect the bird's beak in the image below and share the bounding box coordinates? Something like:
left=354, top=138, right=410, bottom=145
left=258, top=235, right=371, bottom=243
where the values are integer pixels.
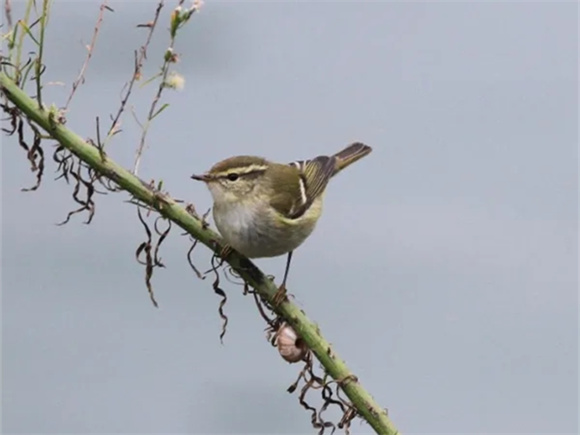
left=190, top=173, right=211, bottom=182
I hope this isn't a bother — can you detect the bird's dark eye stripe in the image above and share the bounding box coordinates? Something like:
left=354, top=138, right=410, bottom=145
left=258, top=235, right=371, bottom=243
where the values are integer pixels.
left=217, top=166, right=268, bottom=180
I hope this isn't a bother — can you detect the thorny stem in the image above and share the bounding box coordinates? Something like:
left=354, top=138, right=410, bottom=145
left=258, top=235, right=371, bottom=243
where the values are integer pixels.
left=0, top=72, right=401, bottom=435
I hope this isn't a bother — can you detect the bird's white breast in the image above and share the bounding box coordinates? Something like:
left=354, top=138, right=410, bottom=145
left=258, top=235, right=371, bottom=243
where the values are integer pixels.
left=212, top=198, right=322, bottom=258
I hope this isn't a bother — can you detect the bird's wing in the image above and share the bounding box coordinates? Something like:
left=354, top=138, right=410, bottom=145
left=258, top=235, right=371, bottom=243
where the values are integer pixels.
left=287, top=156, right=336, bottom=219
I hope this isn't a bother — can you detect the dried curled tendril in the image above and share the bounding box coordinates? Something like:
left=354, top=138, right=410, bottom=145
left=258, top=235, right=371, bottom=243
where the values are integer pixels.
left=135, top=207, right=171, bottom=307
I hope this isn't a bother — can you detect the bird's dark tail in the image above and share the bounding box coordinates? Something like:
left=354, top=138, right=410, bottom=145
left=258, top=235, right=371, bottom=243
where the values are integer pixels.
left=332, top=142, right=372, bottom=174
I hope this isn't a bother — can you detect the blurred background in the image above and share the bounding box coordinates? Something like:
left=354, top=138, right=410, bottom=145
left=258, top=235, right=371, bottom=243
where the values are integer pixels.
left=2, top=1, right=577, bottom=433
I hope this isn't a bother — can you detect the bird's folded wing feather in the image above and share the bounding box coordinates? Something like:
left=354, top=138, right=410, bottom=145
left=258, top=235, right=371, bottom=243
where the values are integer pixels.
left=286, top=156, right=336, bottom=219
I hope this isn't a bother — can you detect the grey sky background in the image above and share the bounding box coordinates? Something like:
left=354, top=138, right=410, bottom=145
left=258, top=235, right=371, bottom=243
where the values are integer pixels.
left=1, top=1, right=578, bottom=434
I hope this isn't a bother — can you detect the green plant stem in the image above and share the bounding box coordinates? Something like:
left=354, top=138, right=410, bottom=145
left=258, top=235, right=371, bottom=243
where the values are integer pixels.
left=11, top=0, right=35, bottom=82
left=0, top=72, right=400, bottom=435
left=35, top=0, right=52, bottom=108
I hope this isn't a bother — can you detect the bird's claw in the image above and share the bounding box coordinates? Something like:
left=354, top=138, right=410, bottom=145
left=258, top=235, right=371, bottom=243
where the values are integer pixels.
left=218, top=244, right=233, bottom=259
left=272, top=283, right=288, bottom=306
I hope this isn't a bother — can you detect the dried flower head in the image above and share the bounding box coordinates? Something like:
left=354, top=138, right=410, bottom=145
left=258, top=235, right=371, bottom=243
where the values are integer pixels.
left=164, top=72, right=185, bottom=91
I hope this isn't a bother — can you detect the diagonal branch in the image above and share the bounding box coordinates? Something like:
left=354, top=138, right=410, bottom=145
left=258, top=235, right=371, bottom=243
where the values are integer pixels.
left=0, top=72, right=400, bottom=435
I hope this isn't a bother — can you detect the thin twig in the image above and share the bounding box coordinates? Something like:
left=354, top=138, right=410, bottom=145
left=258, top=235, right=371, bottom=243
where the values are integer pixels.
left=4, top=0, right=13, bottom=30
left=64, top=0, right=110, bottom=111
left=11, top=0, right=34, bottom=83
left=34, top=0, right=51, bottom=108
left=132, top=1, right=185, bottom=175
left=132, top=0, right=200, bottom=175
left=106, top=0, right=164, bottom=139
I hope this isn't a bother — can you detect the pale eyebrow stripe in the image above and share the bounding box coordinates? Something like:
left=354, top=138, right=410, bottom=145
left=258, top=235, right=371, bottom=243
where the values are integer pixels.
left=218, top=164, right=269, bottom=178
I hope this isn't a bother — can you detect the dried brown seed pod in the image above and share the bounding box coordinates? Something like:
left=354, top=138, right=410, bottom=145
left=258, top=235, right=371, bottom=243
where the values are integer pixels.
left=274, top=322, right=309, bottom=363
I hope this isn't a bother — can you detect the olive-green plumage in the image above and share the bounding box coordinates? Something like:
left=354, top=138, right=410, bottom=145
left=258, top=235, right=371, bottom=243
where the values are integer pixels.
left=191, top=142, right=371, bottom=259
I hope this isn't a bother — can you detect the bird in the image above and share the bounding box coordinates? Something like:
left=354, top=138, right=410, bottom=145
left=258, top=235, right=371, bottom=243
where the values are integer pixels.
left=191, top=142, right=372, bottom=304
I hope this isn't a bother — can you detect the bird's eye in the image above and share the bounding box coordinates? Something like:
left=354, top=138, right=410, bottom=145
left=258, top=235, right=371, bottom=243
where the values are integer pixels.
left=227, top=173, right=239, bottom=181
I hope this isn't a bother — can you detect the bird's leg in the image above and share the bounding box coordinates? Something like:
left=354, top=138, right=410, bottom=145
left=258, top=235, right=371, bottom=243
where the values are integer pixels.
left=272, top=251, right=293, bottom=305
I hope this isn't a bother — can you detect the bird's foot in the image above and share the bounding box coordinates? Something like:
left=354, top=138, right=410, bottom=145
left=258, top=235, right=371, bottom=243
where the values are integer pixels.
left=218, top=244, right=233, bottom=260
left=272, top=283, right=288, bottom=306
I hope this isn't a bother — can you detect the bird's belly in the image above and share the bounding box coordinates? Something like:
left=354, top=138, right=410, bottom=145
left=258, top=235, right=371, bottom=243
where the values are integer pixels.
left=213, top=201, right=321, bottom=258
